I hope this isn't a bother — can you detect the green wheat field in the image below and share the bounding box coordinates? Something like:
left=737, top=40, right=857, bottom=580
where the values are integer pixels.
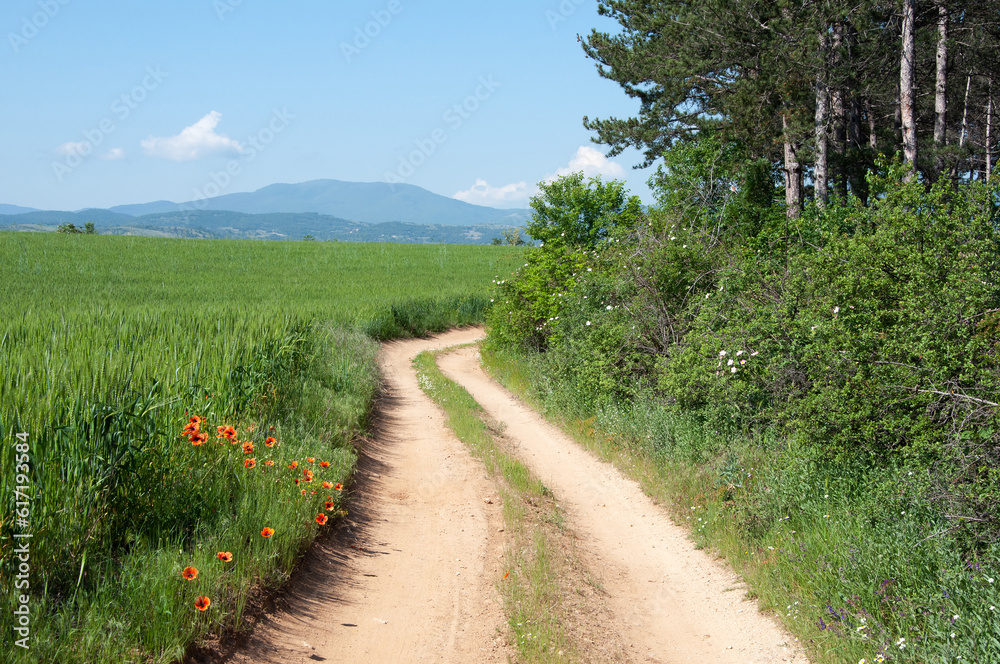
left=0, top=232, right=523, bottom=663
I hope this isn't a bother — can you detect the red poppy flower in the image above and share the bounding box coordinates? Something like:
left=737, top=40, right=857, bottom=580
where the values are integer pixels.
left=261, top=527, right=274, bottom=538
left=301, top=489, right=307, bottom=495
left=265, top=437, right=276, bottom=447
left=319, top=461, right=330, bottom=468
left=306, top=457, right=315, bottom=463
left=315, top=514, right=328, bottom=525
left=182, top=566, right=198, bottom=580
left=264, top=460, right=275, bottom=467
left=242, top=441, right=254, bottom=455
left=288, top=461, right=298, bottom=469
left=334, top=483, right=343, bottom=491
left=244, top=458, right=257, bottom=469
left=194, top=596, right=211, bottom=611
left=216, top=552, right=233, bottom=562
left=190, top=432, right=208, bottom=446
left=322, top=481, right=333, bottom=489
left=324, top=501, right=335, bottom=510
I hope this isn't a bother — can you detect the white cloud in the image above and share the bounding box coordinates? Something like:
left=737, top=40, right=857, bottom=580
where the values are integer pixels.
left=56, top=141, right=91, bottom=157
left=141, top=111, right=243, bottom=161
left=102, top=148, right=126, bottom=161
left=453, top=178, right=531, bottom=207
left=546, top=145, right=626, bottom=182
left=452, top=146, right=627, bottom=209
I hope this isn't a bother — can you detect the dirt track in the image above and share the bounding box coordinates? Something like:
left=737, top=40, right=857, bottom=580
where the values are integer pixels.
left=220, top=328, right=808, bottom=663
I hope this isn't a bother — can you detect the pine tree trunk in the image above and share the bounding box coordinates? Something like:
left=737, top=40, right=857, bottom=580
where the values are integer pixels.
left=815, top=33, right=829, bottom=207
left=988, top=81, right=994, bottom=182
left=831, top=23, right=847, bottom=196
left=866, top=97, right=878, bottom=150
left=783, top=115, right=803, bottom=219
left=934, top=2, right=948, bottom=145
left=960, top=74, right=971, bottom=148
left=901, top=0, right=918, bottom=177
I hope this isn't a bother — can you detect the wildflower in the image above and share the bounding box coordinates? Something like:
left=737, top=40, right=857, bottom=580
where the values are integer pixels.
left=320, top=461, right=330, bottom=468
left=306, top=457, right=315, bottom=463
left=324, top=501, right=335, bottom=510
left=216, top=552, right=233, bottom=562
left=334, top=483, right=343, bottom=491
left=244, top=458, right=257, bottom=469
left=728, top=359, right=734, bottom=366
left=951, top=632, right=956, bottom=639
left=988, top=577, right=995, bottom=584
left=897, top=637, right=906, bottom=650
left=217, top=425, right=237, bottom=440
left=586, top=321, right=591, bottom=326
left=719, top=350, right=727, bottom=357
left=322, top=481, right=333, bottom=489
left=606, top=305, right=612, bottom=310
left=182, top=566, right=198, bottom=580
left=264, top=460, right=275, bottom=467
left=261, top=527, right=275, bottom=538
left=731, top=367, right=737, bottom=374
left=242, top=441, right=254, bottom=455
left=833, top=306, right=840, bottom=314
left=190, top=432, right=208, bottom=446
left=288, top=461, right=298, bottom=469
left=194, top=596, right=211, bottom=611
left=316, top=514, right=328, bottom=525
left=265, top=437, right=276, bottom=447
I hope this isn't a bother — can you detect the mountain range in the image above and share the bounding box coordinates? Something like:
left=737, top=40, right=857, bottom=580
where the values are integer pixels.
left=0, top=179, right=532, bottom=244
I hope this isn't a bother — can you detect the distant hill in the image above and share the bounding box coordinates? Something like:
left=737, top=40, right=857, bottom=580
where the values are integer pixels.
left=108, top=179, right=531, bottom=227
left=2, top=209, right=134, bottom=225
left=0, top=208, right=526, bottom=245
left=0, top=204, right=39, bottom=215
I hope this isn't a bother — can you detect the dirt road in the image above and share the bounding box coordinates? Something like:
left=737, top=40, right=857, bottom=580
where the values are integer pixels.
left=439, top=344, right=807, bottom=664
left=223, top=328, right=511, bottom=664
left=220, top=329, right=807, bottom=663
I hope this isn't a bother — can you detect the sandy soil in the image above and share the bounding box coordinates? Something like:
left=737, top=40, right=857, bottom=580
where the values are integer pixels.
left=437, top=344, right=809, bottom=664
left=208, top=328, right=809, bottom=663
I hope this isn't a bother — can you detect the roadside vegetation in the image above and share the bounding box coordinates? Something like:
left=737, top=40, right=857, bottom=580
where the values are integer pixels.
left=0, top=233, right=522, bottom=663
left=483, top=3, right=1000, bottom=659
left=483, top=164, right=1000, bottom=663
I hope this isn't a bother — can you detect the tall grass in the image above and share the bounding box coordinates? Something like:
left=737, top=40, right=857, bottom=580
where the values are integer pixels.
left=0, top=233, right=523, bottom=662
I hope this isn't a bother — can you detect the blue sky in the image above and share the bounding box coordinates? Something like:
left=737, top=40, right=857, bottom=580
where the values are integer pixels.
left=1, top=0, right=656, bottom=211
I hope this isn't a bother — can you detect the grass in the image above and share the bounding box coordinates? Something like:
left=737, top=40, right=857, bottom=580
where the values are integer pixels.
left=412, top=347, right=575, bottom=663
left=0, top=232, right=524, bottom=663
left=480, top=345, right=1000, bottom=664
